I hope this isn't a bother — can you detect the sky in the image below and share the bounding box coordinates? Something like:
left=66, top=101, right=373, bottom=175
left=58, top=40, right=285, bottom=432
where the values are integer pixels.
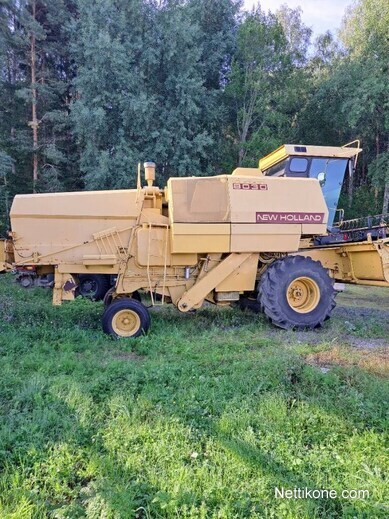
left=243, top=0, right=352, bottom=37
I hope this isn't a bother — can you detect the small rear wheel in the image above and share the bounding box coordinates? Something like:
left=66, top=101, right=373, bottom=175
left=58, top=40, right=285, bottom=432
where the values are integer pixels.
left=102, top=299, right=151, bottom=338
left=16, top=273, right=36, bottom=288
left=258, top=256, right=336, bottom=330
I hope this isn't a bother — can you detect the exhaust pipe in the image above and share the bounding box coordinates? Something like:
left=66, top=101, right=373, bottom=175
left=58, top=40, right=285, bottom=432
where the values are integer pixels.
left=144, top=162, right=156, bottom=187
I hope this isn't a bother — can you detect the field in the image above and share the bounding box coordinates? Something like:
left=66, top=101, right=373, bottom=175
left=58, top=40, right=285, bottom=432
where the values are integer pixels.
left=0, top=274, right=388, bottom=518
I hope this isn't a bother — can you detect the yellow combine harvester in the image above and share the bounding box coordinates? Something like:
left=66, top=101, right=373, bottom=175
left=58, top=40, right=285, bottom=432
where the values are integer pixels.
left=3, top=143, right=388, bottom=337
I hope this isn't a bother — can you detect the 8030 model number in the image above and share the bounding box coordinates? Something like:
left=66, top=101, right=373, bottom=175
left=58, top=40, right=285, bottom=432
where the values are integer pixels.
left=232, top=182, right=268, bottom=191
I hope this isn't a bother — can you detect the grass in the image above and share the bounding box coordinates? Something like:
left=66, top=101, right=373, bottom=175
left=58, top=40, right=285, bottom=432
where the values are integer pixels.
left=0, top=274, right=388, bottom=518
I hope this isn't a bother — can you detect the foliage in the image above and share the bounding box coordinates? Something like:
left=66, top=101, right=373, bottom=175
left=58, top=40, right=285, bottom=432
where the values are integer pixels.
left=70, top=0, right=240, bottom=188
left=338, top=0, right=389, bottom=213
left=224, top=7, right=288, bottom=166
left=0, top=0, right=79, bottom=196
left=0, top=0, right=388, bottom=211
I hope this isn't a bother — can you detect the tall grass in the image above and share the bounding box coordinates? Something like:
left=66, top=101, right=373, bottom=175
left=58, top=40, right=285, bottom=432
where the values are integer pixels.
left=0, top=275, right=388, bottom=518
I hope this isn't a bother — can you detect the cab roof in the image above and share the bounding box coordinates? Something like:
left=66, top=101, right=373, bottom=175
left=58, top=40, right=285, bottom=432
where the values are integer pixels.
left=259, top=142, right=362, bottom=172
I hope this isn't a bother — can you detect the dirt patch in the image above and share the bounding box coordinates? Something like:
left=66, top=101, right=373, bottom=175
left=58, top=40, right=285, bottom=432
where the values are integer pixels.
left=343, top=336, right=388, bottom=349
left=305, top=345, right=389, bottom=377
left=334, top=304, right=389, bottom=322
left=107, top=350, right=145, bottom=362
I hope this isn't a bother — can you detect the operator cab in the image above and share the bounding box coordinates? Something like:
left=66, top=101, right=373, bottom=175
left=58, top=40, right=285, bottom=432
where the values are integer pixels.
left=260, top=143, right=362, bottom=229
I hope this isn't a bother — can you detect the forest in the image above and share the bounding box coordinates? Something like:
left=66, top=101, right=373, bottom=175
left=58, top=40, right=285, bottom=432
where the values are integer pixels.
left=0, top=0, right=388, bottom=235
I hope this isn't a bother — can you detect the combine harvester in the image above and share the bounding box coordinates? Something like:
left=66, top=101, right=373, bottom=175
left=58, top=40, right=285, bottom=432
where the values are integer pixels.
left=2, top=142, right=388, bottom=337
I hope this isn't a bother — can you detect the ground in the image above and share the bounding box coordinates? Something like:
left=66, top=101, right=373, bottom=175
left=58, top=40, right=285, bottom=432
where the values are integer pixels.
left=0, top=274, right=388, bottom=518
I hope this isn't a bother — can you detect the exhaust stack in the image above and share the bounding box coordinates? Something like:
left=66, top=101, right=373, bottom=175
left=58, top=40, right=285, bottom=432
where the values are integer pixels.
left=144, top=162, right=156, bottom=187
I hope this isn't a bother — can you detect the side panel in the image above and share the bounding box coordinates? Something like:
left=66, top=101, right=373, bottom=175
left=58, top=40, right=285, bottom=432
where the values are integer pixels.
left=136, top=227, right=197, bottom=266
left=170, top=223, right=230, bottom=254
left=228, top=176, right=328, bottom=228
left=295, top=240, right=389, bottom=286
left=169, top=174, right=328, bottom=255
left=168, top=177, right=230, bottom=223
left=216, top=253, right=258, bottom=291
left=228, top=176, right=328, bottom=252
left=10, top=189, right=143, bottom=266
left=352, top=250, right=386, bottom=281
left=230, top=223, right=300, bottom=252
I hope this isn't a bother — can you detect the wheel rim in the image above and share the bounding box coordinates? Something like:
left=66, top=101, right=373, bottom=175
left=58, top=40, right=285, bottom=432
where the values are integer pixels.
left=286, top=277, right=320, bottom=313
left=112, top=309, right=141, bottom=337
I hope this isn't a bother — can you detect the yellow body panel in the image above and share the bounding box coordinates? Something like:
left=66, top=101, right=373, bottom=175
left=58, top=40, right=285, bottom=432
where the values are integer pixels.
left=10, top=190, right=143, bottom=266
left=231, top=167, right=263, bottom=177
left=170, top=223, right=230, bottom=254
left=216, top=253, right=259, bottom=291
left=168, top=175, right=328, bottom=255
left=230, top=225, right=300, bottom=252
left=295, top=239, right=389, bottom=286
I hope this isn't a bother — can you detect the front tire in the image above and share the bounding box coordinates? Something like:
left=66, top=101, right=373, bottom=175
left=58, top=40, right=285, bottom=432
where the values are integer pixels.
left=258, top=256, right=336, bottom=330
left=102, top=299, right=151, bottom=338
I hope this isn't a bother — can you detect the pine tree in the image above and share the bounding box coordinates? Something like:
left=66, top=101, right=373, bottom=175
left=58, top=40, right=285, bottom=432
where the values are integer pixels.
left=0, top=0, right=77, bottom=198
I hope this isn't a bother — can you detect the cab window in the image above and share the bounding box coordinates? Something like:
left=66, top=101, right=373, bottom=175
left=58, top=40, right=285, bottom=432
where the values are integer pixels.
left=289, top=157, right=309, bottom=174
left=263, top=159, right=287, bottom=177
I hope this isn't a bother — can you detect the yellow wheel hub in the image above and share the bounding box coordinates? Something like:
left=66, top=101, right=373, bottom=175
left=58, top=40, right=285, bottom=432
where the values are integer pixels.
left=286, top=277, right=320, bottom=313
left=112, top=309, right=141, bottom=337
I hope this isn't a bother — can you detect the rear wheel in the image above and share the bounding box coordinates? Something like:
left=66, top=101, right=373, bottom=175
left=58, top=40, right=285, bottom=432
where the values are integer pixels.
left=102, top=299, right=151, bottom=338
left=77, top=274, right=110, bottom=301
left=16, top=273, right=36, bottom=288
left=258, top=256, right=336, bottom=330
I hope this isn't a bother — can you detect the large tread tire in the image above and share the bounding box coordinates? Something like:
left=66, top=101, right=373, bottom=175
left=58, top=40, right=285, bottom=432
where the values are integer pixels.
left=258, top=256, right=336, bottom=330
left=102, top=298, right=151, bottom=338
left=77, top=274, right=111, bottom=301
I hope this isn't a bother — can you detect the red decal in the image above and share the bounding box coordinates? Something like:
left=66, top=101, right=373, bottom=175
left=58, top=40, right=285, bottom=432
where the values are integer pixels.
left=233, top=182, right=268, bottom=191
left=256, top=212, right=325, bottom=224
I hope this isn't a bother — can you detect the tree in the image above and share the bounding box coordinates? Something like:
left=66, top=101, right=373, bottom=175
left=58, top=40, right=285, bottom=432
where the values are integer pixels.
left=339, top=0, right=389, bottom=214
left=70, top=0, right=159, bottom=189
left=0, top=0, right=77, bottom=197
left=0, top=150, right=13, bottom=234
left=275, top=4, right=311, bottom=67
left=224, top=7, right=283, bottom=165
left=224, top=4, right=312, bottom=168
left=71, top=0, right=241, bottom=188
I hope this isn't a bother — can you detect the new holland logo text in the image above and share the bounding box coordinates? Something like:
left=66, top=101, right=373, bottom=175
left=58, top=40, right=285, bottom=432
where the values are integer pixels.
left=256, top=212, right=325, bottom=224
left=233, top=182, right=268, bottom=191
